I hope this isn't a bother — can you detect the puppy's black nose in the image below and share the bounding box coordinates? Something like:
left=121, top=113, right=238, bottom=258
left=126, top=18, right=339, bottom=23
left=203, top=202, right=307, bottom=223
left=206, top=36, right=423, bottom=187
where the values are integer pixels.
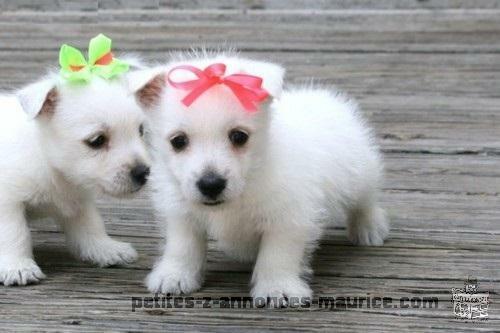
left=196, top=171, right=227, bottom=200
left=130, top=164, right=150, bottom=186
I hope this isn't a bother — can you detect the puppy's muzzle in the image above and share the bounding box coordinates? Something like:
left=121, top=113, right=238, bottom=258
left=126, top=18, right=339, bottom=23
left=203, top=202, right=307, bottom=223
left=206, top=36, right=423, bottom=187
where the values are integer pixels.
left=196, top=171, right=227, bottom=200
left=130, top=163, right=150, bottom=187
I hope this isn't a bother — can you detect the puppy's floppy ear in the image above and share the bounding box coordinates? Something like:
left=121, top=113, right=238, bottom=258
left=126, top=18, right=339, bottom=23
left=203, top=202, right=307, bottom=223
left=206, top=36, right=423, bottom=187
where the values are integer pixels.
left=17, top=79, right=58, bottom=118
left=127, top=69, right=166, bottom=109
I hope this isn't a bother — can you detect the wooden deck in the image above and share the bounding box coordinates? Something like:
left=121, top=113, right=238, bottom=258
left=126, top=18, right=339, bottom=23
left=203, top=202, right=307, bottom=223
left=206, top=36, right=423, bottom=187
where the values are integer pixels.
left=0, top=1, right=499, bottom=331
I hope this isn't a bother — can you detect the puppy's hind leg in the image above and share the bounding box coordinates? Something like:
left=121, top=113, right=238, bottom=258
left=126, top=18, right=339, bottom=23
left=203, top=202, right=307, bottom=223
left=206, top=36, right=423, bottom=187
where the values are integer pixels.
left=347, top=198, right=389, bottom=246
left=60, top=200, right=137, bottom=267
left=0, top=202, right=46, bottom=286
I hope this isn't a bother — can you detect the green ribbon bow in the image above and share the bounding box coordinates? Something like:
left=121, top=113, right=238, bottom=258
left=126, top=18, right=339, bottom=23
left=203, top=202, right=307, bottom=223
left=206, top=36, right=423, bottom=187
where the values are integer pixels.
left=59, top=34, right=129, bottom=83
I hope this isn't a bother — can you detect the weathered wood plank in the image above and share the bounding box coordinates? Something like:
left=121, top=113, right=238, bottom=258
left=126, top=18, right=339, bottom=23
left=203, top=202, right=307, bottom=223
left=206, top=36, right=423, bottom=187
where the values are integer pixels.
left=3, top=0, right=500, bottom=12
left=99, top=0, right=160, bottom=10
left=160, top=0, right=500, bottom=10
left=0, top=0, right=97, bottom=12
left=1, top=10, right=500, bottom=53
left=384, top=154, right=500, bottom=195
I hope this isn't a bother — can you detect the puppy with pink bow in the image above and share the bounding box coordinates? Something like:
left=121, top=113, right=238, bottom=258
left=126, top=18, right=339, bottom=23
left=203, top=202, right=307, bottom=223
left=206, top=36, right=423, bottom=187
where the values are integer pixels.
left=137, top=51, right=389, bottom=304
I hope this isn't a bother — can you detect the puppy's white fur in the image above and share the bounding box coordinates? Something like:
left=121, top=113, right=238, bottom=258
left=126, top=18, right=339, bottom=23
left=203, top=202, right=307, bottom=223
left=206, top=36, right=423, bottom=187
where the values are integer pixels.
left=0, top=72, right=153, bottom=286
left=141, top=53, right=389, bottom=301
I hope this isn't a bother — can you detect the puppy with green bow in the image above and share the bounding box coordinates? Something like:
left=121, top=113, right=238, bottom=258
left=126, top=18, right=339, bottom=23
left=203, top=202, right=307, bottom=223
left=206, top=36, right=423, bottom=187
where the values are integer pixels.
left=0, top=34, right=153, bottom=286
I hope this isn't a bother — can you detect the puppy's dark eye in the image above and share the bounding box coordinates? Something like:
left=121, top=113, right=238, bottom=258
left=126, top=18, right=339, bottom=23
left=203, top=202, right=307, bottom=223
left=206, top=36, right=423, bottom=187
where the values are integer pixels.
left=85, top=134, right=108, bottom=150
left=229, top=129, right=249, bottom=147
left=170, top=133, right=189, bottom=152
left=139, top=124, right=145, bottom=137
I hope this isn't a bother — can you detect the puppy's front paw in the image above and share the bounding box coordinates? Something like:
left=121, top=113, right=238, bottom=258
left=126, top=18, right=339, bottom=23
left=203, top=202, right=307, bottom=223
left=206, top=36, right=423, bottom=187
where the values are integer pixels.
left=348, top=206, right=389, bottom=246
left=146, top=263, right=202, bottom=295
left=251, top=277, right=312, bottom=307
left=0, top=257, right=46, bottom=286
left=73, top=237, right=138, bottom=267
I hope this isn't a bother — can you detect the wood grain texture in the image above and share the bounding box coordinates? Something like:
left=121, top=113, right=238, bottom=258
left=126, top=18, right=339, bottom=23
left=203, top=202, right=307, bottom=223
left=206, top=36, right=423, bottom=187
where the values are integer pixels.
left=2, top=9, right=500, bottom=53
left=159, top=0, right=500, bottom=10
left=0, top=1, right=499, bottom=332
left=3, top=0, right=500, bottom=11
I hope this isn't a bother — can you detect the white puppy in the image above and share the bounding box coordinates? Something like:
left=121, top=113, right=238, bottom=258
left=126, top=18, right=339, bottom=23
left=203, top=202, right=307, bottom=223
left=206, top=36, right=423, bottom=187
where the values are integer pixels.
left=0, top=73, right=155, bottom=286
left=139, top=53, right=389, bottom=302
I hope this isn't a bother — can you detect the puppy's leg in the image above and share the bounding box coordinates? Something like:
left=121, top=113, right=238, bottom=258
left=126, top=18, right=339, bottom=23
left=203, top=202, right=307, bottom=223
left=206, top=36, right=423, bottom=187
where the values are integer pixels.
left=251, top=221, right=319, bottom=306
left=0, top=202, right=45, bottom=286
left=61, top=200, right=137, bottom=267
left=146, top=216, right=206, bottom=295
left=347, top=199, right=389, bottom=246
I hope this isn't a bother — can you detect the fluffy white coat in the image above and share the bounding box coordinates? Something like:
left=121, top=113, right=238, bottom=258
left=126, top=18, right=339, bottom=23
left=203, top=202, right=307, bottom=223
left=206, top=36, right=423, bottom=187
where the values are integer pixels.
left=0, top=74, right=152, bottom=286
left=140, top=53, right=389, bottom=302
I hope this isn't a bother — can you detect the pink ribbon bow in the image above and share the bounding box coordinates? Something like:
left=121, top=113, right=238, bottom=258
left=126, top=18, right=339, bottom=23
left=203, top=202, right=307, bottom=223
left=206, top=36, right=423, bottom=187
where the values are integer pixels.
left=167, top=63, right=270, bottom=112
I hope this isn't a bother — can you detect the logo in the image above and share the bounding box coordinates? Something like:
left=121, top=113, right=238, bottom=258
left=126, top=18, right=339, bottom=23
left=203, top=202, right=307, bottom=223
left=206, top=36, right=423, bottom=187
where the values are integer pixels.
left=451, top=278, right=490, bottom=320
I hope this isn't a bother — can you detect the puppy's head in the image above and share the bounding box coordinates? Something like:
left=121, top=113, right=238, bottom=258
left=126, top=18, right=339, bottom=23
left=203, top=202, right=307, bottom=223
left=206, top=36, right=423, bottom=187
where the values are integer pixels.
left=17, top=75, right=152, bottom=197
left=137, top=55, right=285, bottom=207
